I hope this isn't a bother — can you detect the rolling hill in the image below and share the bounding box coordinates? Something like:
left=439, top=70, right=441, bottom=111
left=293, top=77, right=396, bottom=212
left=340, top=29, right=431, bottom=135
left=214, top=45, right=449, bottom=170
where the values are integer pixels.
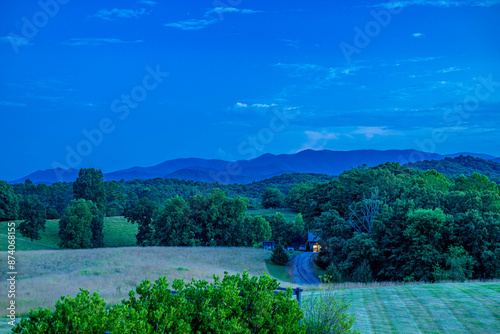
left=406, top=155, right=500, bottom=183
left=9, top=149, right=500, bottom=185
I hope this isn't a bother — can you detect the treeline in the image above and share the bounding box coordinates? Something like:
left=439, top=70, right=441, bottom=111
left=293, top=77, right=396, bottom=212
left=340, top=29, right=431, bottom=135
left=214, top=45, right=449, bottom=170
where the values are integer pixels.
left=286, top=162, right=500, bottom=282
left=1, top=168, right=306, bottom=249
left=125, top=189, right=271, bottom=247
left=5, top=173, right=335, bottom=219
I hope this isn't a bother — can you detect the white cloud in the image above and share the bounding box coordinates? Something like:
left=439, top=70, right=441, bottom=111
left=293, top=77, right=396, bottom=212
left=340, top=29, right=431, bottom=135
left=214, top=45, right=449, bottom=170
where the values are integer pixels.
left=0, top=35, right=32, bottom=47
left=91, top=8, right=149, bottom=21
left=205, top=7, right=262, bottom=16
left=412, top=33, right=425, bottom=38
left=137, top=0, right=157, bottom=6
left=300, top=130, right=339, bottom=150
left=0, top=101, right=27, bottom=107
left=63, top=38, right=143, bottom=46
left=164, top=19, right=218, bottom=31
left=165, top=6, right=262, bottom=31
left=352, top=127, right=401, bottom=139
left=374, top=0, right=500, bottom=8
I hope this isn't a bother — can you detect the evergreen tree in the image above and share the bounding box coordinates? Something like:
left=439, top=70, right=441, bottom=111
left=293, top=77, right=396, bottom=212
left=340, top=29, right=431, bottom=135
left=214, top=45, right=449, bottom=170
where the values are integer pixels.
left=18, top=194, right=46, bottom=241
left=271, top=243, right=289, bottom=265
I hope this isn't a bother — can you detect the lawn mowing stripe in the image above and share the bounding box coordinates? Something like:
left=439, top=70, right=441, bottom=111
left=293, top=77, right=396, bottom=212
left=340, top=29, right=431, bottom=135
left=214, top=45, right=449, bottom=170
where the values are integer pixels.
left=400, top=285, right=446, bottom=333
left=422, top=284, right=485, bottom=333
left=379, top=286, right=423, bottom=333
left=451, top=284, right=500, bottom=323
left=367, top=287, right=398, bottom=333
left=411, top=285, right=467, bottom=333
left=443, top=283, right=500, bottom=333
left=347, top=288, right=374, bottom=334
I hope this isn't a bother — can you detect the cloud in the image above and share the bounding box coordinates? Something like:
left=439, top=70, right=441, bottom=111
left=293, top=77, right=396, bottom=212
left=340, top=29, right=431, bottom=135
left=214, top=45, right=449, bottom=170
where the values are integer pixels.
left=412, top=33, right=425, bottom=38
left=90, top=8, right=148, bottom=21
left=300, top=130, right=339, bottom=151
left=137, top=0, right=157, bottom=6
left=374, top=0, right=500, bottom=8
left=275, top=62, right=367, bottom=83
left=0, top=101, right=27, bottom=107
left=63, top=38, right=143, bottom=46
left=230, top=102, right=278, bottom=113
left=0, top=35, right=32, bottom=47
left=352, top=126, right=401, bottom=139
left=164, top=19, right=218, bottom=31
left=205, top=7, right=262, bottom=16
left=165, top=6, right=262, bottom=31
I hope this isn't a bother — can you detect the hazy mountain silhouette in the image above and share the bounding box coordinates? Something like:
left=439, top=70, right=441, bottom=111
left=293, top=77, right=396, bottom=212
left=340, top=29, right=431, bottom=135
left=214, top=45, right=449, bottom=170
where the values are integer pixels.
left=9, top=149, right=500, bottom=185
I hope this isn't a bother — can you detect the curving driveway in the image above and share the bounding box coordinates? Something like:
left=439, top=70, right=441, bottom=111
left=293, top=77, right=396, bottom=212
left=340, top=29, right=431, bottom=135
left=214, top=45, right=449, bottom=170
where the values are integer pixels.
left=291, top=252, right=321, bottom=285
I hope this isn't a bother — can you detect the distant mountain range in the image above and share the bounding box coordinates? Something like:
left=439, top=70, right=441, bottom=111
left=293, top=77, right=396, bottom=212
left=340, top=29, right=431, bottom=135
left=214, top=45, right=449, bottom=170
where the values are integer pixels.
left=8, top=149, right=500, bottom=185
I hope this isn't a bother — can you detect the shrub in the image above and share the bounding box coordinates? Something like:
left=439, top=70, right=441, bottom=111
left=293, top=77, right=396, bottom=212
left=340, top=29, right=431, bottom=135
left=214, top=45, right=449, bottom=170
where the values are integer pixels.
left=271, top=243, right=290, bottom=265
left=321, top=263, right=342, bottom=283
left=302, top=288, right=359, bottom=334
left=351, top=260, right=373, bottom=283
left=13, top=272, right=305, bottom=334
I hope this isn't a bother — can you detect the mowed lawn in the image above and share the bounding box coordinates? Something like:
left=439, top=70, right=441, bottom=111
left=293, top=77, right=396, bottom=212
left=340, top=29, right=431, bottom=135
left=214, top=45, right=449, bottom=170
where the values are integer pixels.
left=305, top=282, right=500, bottom=334
left=0, top=216, right=138, bottom=251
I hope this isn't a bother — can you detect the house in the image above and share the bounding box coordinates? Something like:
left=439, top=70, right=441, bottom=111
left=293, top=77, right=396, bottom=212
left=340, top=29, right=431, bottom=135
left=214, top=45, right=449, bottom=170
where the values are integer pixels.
left=262, top=241, right=276, bottom=250
left=307, top=232, right=321, bottom=252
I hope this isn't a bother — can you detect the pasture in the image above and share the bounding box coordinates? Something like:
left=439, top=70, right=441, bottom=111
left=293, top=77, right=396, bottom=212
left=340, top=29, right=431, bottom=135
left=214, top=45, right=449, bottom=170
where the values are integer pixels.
left=0, top=246, right=291, bottom=317
left=304, top=282, right=500, bottom=334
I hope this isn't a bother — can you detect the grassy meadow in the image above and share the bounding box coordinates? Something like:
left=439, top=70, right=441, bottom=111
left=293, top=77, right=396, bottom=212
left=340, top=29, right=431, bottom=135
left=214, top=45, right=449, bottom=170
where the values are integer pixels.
left=0, top=246, right=290, bottom=317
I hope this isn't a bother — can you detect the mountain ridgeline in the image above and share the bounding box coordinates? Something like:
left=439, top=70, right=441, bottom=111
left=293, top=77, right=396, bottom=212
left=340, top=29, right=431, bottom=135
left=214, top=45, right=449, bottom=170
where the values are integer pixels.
left=10, top=149, right=500, bottom=185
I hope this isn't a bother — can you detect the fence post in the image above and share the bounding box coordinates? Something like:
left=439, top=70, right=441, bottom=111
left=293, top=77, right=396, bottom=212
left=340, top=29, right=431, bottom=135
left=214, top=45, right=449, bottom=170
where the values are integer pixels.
left=295, top=287, right=303, bottom=308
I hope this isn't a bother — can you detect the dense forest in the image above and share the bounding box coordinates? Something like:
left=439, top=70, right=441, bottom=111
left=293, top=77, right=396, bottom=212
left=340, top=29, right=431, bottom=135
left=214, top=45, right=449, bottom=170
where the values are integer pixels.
left=4, top=172, right=335, bottom=219
left=406, top=155, right=500, bottom=184
left=286, top=163, right=500, bottom=282
left=2, top=156, right=500, bottom=282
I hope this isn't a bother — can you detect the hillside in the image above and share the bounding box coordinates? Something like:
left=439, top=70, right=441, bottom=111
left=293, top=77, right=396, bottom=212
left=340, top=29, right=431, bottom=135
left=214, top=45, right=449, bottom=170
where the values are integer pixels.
left=406, top=155, right=500, bottom=183
left=11, top=149, right=494, bottom=185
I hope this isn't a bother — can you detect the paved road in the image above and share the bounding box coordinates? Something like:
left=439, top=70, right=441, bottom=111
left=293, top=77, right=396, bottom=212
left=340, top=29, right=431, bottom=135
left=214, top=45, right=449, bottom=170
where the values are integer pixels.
left=291, top=252, right=321, bottom=285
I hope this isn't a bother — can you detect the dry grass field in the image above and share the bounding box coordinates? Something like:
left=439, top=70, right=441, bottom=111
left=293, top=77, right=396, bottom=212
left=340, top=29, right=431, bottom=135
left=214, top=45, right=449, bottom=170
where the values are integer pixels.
left=0, top=246, right=293, bottom=316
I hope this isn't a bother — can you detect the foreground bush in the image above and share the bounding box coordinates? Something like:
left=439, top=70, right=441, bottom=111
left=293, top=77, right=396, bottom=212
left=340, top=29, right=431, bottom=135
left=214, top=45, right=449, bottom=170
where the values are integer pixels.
left=302, top=288, right=359, bottom=334
left=13, top=272, right=305, bottom=334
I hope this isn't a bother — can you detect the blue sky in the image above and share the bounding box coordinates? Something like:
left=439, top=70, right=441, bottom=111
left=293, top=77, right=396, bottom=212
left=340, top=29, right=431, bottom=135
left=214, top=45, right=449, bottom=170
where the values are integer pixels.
left=1, top=0, right=499, bottom=180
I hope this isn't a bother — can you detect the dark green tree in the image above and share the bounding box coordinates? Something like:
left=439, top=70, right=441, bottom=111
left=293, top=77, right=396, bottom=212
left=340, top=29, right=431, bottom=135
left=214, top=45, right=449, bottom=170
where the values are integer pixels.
left=73, top=168, right=106, bottom=247
left=155, top=196, right=196, bottom=246
left=73, top=168, right=106, bottom=213
left=124, top=197, right=158, bottom=246
left=243, top=215, right=272, bottom=247
left=0, top=181, right=19, bottom=221
left=18, top=195, right=46, bottom=241
left=261, top=188, right=284, bottom=209
left=58, top=199, right=93, bottom=249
